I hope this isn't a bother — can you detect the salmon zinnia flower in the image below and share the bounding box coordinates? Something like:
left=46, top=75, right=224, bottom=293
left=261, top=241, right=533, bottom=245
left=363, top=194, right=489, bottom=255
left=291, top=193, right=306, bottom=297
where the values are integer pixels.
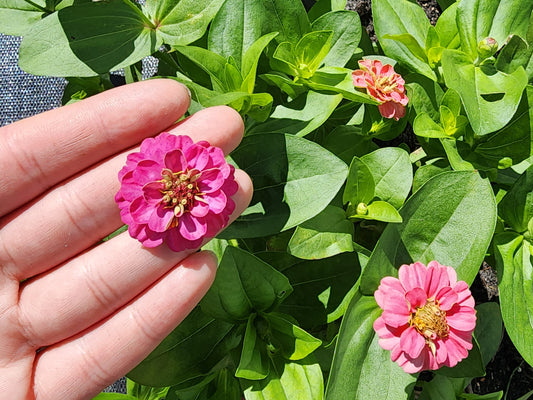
left=115, top=133, right=237, bottom=252
left=352, top=59, right=408, bottom=121
left=373, top=261, right=476, bottom=373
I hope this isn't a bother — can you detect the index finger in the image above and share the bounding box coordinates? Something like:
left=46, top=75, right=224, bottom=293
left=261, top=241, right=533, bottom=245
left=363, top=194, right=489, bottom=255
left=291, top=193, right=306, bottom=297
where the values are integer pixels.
left=0, top=79, right=190, bottom=216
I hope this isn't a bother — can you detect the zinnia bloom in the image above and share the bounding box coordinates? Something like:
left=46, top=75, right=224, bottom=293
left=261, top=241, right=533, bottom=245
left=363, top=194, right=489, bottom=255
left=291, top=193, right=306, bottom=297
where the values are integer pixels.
left=352, top=59, right=409, bottom=121
left=115, top=133, right=238, bottom=252
left=373, top=261, right=476, bottom=373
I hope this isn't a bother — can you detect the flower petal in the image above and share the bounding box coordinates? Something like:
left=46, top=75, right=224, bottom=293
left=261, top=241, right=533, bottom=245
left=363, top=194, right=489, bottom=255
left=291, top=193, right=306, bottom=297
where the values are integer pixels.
left=205, top=189, right=227, bottom=214
left=133, top=159, right=163, bottom=185
left=405, top=287, right=427, bottom=311
left=375, top=276, right=405, bottom=309
left=399, top=262, right=428, bottom=293
left=185, top=145, right=209, bottom=171
left=425, top=261, right=450, bottom=298
left=148, top=206, right=174, bottom=233
left=190, top=199, right=210, bottom=217
left=382, top=310, right=410, bottom=328
left=435, top=286, right=458, bottom=311
left=446, top=305, right=476, bottom=331
left=179, top=213, right=207, bottom=241
left=164, top=149, right=187, bottom=172
left=400, top=326, right=426, bottom=358
left=197, top=168, right=225, bottom=193
left=352, top=70, right=368, bottom=87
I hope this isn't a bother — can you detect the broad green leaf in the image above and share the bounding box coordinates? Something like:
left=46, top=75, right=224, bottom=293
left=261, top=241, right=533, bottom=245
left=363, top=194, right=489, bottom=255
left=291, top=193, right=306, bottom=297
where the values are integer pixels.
left=222, top=134, right=348, bottom=238
left=495, top=35, right=532, bottom=75
left=241, top=357, right=324, bottom=400
left=418, top=374, right=467, bottom=400
left=473, top=302, right=503, bottom=367
left=305, top=67, right=380, bottom=104
left=361, top=147, right=413, bottom=209
left=442, top=49, right=528, bottom=135
left=207, top=0, right=265, bottom=65
left=382, top=33, right=428, bottom=63
left=236, top=315, right=270, bottom=380
left=241, top=32, right=279, bottom=93
left=499, top=163, right=533, bottom=233
left=248, top=91, right=343, bottom=137
left=266, top=313, right=322, bottom=360
left=143, top=0, right=225, bottom=47
left=257, top=0, right=310, bottom=44
left=473, top=85, right=533, bottom=169
left=412, top=161, right=451, bottom=193
left=311, top=10, right=362, bottom=68
left=126, top=379, right=169, bottom=400
left=343, top=157, right=375, bottom=206
left=0, top=0, right=53, bottom=36
left=127, top=307, right=241, bottom=386
left=19, top=0, right=160, bottom=77
left=348, top=201, right=403, bottom=224
left=440, top=137, right=475, bottom=171
left=413, top=112, right=447, bottom=138
left=322, top=125, right=379, bottom=165
left=200, top=246, right=292, bottom=322
left=517, top=390, right=533, bottom=400
left=210, top=369, right=242, bottom=400
left=456, top=0, right=533, bottom=58
left=441, top=88, right=463, bottom=116
left=372, top=0, right=436, bottom=80
left=360, top=171, right=497, bottom=294
left=91, top=394, right=138, bottom=400
left=278, top=252, right=362, bottom=329
left=494, top=233, right=533, bottom=366
left=326, top=292, right=416, bottom=400
left=459, top=392, right=503, bottom=400
left=260, top=73, right=307, bottom=99
left=435, top=2, right=460, bottom=49
left=175, top=46, right=228, bottom=91
left=405, top=76, right=444, bottom=121
left=288, top=205, right=354, bottom=260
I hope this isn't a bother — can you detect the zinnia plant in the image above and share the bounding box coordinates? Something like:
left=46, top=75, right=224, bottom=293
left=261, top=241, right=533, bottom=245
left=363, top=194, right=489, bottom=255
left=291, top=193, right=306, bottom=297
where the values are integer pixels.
left=352, top=59, right=409, bottom=121
left=115, top=133, right=237, bottom=252
left=373, top=261, right=476, bottom=373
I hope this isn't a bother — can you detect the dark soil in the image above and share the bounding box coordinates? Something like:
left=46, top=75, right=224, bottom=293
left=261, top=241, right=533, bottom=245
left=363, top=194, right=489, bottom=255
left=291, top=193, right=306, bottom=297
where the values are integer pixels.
left=344, top=0, right=533, bottom=398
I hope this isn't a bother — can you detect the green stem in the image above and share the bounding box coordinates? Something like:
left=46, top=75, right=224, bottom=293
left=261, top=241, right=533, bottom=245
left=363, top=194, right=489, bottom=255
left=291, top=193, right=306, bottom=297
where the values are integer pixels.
left=23, top=0, right=52, bottom=13
left=122, top=0, right=156, bottom=29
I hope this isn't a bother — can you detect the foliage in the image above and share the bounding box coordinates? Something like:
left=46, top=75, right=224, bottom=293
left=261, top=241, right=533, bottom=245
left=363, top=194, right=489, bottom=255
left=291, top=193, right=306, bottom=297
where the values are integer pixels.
left=3, top=0, right=533, bottom=398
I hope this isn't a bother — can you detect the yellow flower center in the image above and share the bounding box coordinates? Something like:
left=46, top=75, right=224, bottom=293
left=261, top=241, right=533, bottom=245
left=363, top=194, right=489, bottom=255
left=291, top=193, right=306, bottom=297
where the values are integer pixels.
left=410, top=299, right=449, bottom=355
left=159, top=168, right=205, bottom=223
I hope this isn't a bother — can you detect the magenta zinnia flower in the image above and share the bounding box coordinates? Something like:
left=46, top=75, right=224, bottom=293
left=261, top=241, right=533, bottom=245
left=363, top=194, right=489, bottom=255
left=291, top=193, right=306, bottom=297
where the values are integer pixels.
left=373, top=261, right=476, bottom=373
left=115, top=133, right=238, bottom=252
left=352, top=59, right=409, bottom=121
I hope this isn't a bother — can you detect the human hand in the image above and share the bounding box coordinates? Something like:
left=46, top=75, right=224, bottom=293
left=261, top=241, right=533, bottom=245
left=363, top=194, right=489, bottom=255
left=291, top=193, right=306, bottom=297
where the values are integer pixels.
left=0, top=79, right=253, bottom=399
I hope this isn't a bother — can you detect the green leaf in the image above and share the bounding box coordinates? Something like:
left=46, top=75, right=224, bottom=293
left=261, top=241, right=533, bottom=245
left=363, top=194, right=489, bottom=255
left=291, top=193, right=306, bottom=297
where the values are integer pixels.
left=435, top=2, right=460, bottom=49
left=249, top=91, right=343, bottom=137
left=382, top=33, right=428, bottom=63
left=417, top=374, right=467, bottom=400
left=19, top=0, right=160, bottom=77
left=236, top=315, right=270, bottom=380
left=272, top=31, right=333, bottom=79
left=413, top=112, right=447, bottom=138
left=343, top=156, right=375, bottom=206
left=200, top=246, right=292, bottom=322
left=322, top=125, right=379, bottom=165
left=278, top=252, right=362, bottom=329
left=91, top=394, right=138, bottom=400
left=326, top=292, right=416, bottom=400
left=0, top=0, right=53, bottom=36
left=288, top=205, right=354, bottom=260
left=241, top=357, right=324, bottom=400
left=222, top=134, right=348, bottom=238
left=127, top=307, right=241, bottom=387
left=473, top=302, right=503, bottom=367
left=207, top=0, right=266, bottom=66
left=499, top=163, right=533, bottom=233
left=304, top=67, right=380, bottom=104
left=361, top=147, right=413, bottom=209
left=311, top=10, right=362, bottom=68
left=372, top=0, right=436, bottom=80
left=441, top=49, right=528, bottom=135
left=495, top=35, right=532, bottom=75
left=516, top=390, right=533, bottom=400
left=473, top=85, right=533, bottom=169
left=360, top=171, right=497, bottom=294
left=143, top=0, right=225, bottom=48
left=494, top=233, right=533, bottom=366
left=412, top=161, right=451, bottom=193
left=348, top=201, right=403, bottom=224
left=440, top=137, right=475, bottom=171
left=175, top=46, right=229, bottom=91
left=126, top=379, right=169, bottom=400
left=456, top=0, right=533, bottom=58
left=241, top=32, right=279, bottom=93
left=266, top=313, right=322, bottom=360
left=257, top=0, right=311, bottom=44
left=260, top=73, right=307, bottom=99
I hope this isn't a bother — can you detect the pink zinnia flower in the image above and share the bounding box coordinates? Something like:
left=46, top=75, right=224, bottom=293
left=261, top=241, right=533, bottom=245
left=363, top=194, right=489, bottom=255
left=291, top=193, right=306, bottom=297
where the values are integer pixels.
left=373, top=261, right=476, bottom=373
left=115, top=133, right=238, bottom=252
left=352, top=59, right=409, bottom=121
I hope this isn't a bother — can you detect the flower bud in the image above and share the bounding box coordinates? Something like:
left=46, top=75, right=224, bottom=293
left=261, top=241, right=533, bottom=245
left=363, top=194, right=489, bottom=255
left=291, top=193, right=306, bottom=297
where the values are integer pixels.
left=356, top=202, right=368, bottom=215
left=477, top=37, right=498, bottom=59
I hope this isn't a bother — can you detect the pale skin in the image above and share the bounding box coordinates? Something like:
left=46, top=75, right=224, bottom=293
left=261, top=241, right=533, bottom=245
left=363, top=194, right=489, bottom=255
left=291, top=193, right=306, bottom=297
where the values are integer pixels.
left=0, top=79, right=253, bottom=400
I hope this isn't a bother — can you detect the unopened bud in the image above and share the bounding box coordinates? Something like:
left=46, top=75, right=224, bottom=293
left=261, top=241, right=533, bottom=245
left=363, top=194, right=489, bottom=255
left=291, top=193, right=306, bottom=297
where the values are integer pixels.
left=356, top=202, right=368, bottom=215
left=477, top=37, right=498, bottom=59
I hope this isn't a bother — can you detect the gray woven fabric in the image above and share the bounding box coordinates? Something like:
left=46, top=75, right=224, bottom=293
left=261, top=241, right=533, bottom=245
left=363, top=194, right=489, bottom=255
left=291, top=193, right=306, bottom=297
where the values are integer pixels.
left=0, top=33, right=66, bottom=126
